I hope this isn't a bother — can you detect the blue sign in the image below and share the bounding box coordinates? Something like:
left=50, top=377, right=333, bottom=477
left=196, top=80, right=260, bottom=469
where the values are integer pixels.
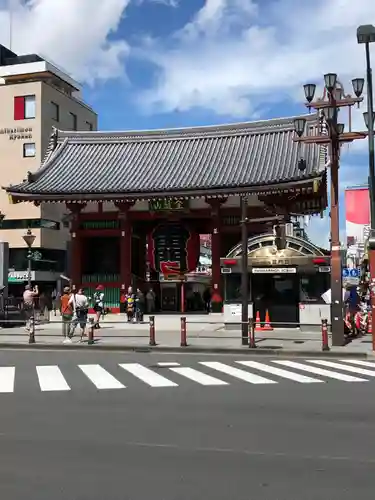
left=342, top=268, right=360, bottom=278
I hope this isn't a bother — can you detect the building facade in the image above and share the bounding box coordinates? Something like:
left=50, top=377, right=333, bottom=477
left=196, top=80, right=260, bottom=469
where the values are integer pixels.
left=5, top=114, right=328, bottom=313
left=0, top=44, right=97, bottom=291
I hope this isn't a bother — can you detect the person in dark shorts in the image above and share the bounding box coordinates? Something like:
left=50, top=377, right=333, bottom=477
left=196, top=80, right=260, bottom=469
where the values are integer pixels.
left=93, top=284, right=105, bottom=329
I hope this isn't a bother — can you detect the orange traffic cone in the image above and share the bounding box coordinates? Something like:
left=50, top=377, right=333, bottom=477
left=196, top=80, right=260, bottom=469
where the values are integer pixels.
left=262, top=309, right=273, bottom=331
left=254, top=310, right=263, bottom=331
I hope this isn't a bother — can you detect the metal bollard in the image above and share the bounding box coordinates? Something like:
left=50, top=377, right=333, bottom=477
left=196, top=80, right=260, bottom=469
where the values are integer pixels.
left=88, top=317, right=95, bottom=345
left=28, top=308, right=36, bottom=344
left=149, top=315, right=156, bottom=346
left=180, top=316, right=187, bottom=347
left=321, top=318, right=330, bottom=351
left=248, top=318, right=256, bottom=348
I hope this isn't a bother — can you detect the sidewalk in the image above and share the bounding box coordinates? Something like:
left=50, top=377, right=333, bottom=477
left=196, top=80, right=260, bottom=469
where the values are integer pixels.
left=0, top=312, right=373, bottom=357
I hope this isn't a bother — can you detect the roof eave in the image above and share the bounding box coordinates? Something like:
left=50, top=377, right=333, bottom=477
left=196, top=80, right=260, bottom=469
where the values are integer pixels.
left=5, top=173, right=325, bottom=203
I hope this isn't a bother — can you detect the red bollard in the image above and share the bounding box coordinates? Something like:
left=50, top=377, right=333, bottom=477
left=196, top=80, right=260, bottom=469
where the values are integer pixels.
left=248, top=318, right=257, bottom=348
left=180, top=316, right=187, bottom=347
left=149, top=315, right=156, bottom=346
left=321, top=318, right=330, bottom=351
left=88, top=317, right=95, bottom=345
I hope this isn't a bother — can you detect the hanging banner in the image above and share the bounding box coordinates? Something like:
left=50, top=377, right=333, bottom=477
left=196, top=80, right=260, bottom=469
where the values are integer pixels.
left=148, top=223, right=200, bottom=277
left=345, top=187, right=370, bottom=246
left=345, top=186, right=370, bottom=266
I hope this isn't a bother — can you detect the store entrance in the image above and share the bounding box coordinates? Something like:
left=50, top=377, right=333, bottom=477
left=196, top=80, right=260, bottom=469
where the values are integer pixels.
left=251, top=272, right=300, bottom=327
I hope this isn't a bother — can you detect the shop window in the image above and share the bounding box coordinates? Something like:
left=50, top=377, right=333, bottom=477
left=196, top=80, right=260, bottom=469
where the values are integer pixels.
left=224, top=273, right=251, bottom=302
left=300, top=273, right=330, bottom=303
left=0, top=219, right=60, bottom=230
left=14, top=95, right=36, bottom=120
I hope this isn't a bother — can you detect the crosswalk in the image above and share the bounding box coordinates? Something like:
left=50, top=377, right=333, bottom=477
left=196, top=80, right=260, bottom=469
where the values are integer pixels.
left=1, top=359, right=375, bottom=394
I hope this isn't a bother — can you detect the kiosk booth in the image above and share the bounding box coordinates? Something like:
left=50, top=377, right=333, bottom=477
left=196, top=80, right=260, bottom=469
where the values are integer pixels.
left=222, top=233, right=330, bottom=331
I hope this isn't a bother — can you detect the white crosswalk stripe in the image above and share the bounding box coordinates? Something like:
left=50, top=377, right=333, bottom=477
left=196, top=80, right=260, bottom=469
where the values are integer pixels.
left=339, top=359, right=375, bottom=368
left=170, top=367, right=228, bottom=386
left=0, top=367, right=15, bottom=393
left=236, top=361, right=323, bottom=384
left=3, top=359, right=375, bottom=394
left=36, top=366, right=71, bottom=392
left=273, top=360, right=368, bottom=382
left=119, top=363, right=178, bottom=387
left=307, top=359, right=375, bottom=377
left=78, top=364, right=125, bottom=390
left=200, top=361, right=277, bottom=384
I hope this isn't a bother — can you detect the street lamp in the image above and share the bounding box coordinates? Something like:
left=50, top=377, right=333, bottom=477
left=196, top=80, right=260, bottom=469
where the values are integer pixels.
left=22, top=229, right=35, bottom=288
left=357, top=24, right=375, bottom=349
left=22, top=229, right=36, bottom=344
left=293, top=76, right=366, bottom=346
left=240, top=197, right=249, bottom=346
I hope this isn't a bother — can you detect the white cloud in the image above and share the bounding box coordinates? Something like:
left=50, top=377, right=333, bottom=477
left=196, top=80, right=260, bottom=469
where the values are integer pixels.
left=139, top=0, right=375, bottom=119
left=0, top=0, right=131, bottom=84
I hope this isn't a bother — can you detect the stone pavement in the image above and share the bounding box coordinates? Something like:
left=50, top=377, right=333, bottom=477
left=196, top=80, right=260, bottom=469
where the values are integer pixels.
left=0, top=312, right=373, bottom=357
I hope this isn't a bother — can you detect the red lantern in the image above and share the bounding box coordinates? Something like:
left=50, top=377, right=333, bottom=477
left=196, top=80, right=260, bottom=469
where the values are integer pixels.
left=148, top=223, right=200, bottom=277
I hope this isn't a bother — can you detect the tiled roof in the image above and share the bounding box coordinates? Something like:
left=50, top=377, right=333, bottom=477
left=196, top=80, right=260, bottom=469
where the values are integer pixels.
left=6, top=114, right=325, bottom=200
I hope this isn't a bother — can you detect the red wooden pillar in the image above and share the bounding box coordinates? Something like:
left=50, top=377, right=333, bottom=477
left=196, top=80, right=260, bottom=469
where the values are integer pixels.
left=66, top=203, right=86, bottom=287
left=115, top=202, right=134, bottom=289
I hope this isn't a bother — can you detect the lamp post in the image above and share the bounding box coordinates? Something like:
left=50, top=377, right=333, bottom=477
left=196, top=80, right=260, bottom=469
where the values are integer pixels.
left=240, top=196, right=249, bottom=345
left=22, top=229, right=36, bottom=344
left=293, top=75, right=366, bottom=346
left=22, top=229, right=35, bottom=288
left=357, top=24, right=375, bottom=349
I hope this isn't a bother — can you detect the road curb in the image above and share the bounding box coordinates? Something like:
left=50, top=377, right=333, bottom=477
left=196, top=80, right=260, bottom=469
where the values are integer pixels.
left=0, top=342, right=370, bottom=358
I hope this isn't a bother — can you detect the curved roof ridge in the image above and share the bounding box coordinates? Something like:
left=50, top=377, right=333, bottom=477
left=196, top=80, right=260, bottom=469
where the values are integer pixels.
left=56, top=113, right=317, bottom=143
left=226, top=232, right=326, bottom=258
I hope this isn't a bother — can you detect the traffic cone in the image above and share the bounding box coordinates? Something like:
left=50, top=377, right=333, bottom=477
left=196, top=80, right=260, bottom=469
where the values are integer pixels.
left=254, top=310, right=263, bottom=331
left=368, top=312, right=372, bottom=335
left=262, top=309, right=273, bottom=331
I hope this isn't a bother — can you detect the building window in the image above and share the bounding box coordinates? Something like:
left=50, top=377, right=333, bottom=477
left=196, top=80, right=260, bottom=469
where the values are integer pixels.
left=0, top=219, right=60, bottom=230
left=14, top=95, right=36, bottom=120
left=51, top=101, right=59, bottom=121
left=86, top=121, right=93, bottom=131
left=23, top=143, right=36, bottom=158
left=70, top=112, right=77, bottom=130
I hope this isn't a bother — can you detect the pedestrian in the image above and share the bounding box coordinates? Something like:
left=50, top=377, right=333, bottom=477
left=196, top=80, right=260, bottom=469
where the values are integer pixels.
left=125, top=286, right=136, bottom=322
left=60, top=286, right=73, bottom=343
left=146, top=288, right=155, bottom=313
left=93, top=284, right=105, bottom=329
left=135, top=287, right=145, bottom=322
left=69, top=287, right=89, bottom=341
left=51, top=288, right=58, bottom=316
left=23, top=284, right=38, bottom=333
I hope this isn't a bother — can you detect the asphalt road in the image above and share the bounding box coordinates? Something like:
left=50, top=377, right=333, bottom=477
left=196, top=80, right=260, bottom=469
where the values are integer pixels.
left=0, top=350, right=375, bottom=500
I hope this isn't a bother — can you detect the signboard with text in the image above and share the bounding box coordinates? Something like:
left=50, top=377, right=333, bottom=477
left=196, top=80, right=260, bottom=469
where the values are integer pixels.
left=0, top=126, right=33, bottom=141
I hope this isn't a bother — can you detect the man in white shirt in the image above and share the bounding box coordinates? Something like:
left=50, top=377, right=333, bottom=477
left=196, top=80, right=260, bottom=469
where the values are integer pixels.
left=68, top=287, right=89, bottom=341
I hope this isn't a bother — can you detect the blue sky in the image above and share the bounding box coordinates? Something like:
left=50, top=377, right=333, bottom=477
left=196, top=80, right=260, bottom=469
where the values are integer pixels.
left=0, top=0, right=374, bottom=248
